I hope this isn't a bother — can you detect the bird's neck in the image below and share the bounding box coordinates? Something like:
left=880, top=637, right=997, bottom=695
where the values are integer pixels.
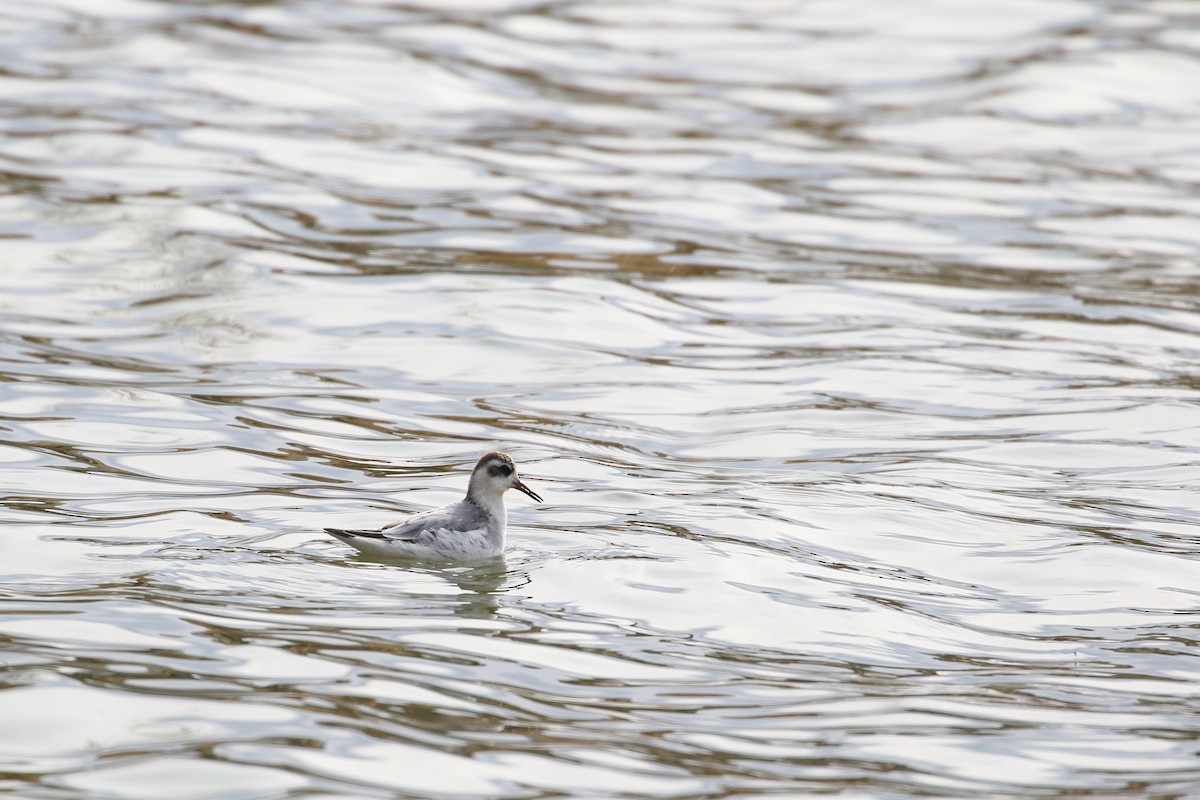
left=466, top=481, right=507, bottom=522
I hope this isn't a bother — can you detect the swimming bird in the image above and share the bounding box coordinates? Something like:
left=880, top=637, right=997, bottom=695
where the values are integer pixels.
left=324, top=451, right=542, bottom=560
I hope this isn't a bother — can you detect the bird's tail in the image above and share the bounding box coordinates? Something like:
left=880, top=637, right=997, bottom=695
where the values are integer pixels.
left=324, top=527, right=387, bottom=540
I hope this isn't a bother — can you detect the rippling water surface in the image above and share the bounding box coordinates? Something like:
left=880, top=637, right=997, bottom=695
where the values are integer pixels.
left=2, top=0, right=1200, bottom=797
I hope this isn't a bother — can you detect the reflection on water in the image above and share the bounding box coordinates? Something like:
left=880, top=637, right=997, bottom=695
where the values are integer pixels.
left=2, top=0, right=1200, bottom=797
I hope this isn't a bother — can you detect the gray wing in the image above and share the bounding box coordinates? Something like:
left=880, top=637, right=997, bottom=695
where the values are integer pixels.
left=325, top=502, right=488, bottom=545
left=386, top=501, right=489, bottom=539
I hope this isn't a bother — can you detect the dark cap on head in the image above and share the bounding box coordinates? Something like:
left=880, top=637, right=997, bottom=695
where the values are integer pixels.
left=476, top=451, right=514, bottom=467
left=471, top=451, right=541, bottom=503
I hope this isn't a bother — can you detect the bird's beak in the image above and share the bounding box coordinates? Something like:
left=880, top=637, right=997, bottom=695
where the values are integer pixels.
left=514, top=479, right=542, bottom=503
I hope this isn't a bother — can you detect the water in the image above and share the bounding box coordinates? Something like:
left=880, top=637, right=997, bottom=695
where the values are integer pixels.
left=2, top=0, right=1199, bottom=797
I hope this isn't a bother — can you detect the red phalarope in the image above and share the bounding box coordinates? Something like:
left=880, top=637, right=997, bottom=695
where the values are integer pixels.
left=325, top=451, right=542, bottom=560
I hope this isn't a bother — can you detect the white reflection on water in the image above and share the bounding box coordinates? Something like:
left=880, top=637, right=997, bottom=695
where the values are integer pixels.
left=1, top=0, right=1200, bottom=797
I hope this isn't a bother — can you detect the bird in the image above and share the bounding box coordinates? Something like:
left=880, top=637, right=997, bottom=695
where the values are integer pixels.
left=324, top=451, right=542, bottom=560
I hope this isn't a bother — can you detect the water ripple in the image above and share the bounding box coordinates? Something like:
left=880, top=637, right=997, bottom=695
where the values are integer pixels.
left=1, top=0, right=1199, bottom=798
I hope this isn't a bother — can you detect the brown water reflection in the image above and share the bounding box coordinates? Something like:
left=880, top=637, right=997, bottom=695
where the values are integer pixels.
left=2, top=0, right=1200, bottom=798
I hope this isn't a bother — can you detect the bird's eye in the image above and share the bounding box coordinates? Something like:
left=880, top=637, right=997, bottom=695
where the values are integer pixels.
left=489, top=464, right=513, bottom=478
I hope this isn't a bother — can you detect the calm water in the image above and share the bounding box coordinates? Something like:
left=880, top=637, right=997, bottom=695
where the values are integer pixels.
left=2, top=0, right=1200, bottom=797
